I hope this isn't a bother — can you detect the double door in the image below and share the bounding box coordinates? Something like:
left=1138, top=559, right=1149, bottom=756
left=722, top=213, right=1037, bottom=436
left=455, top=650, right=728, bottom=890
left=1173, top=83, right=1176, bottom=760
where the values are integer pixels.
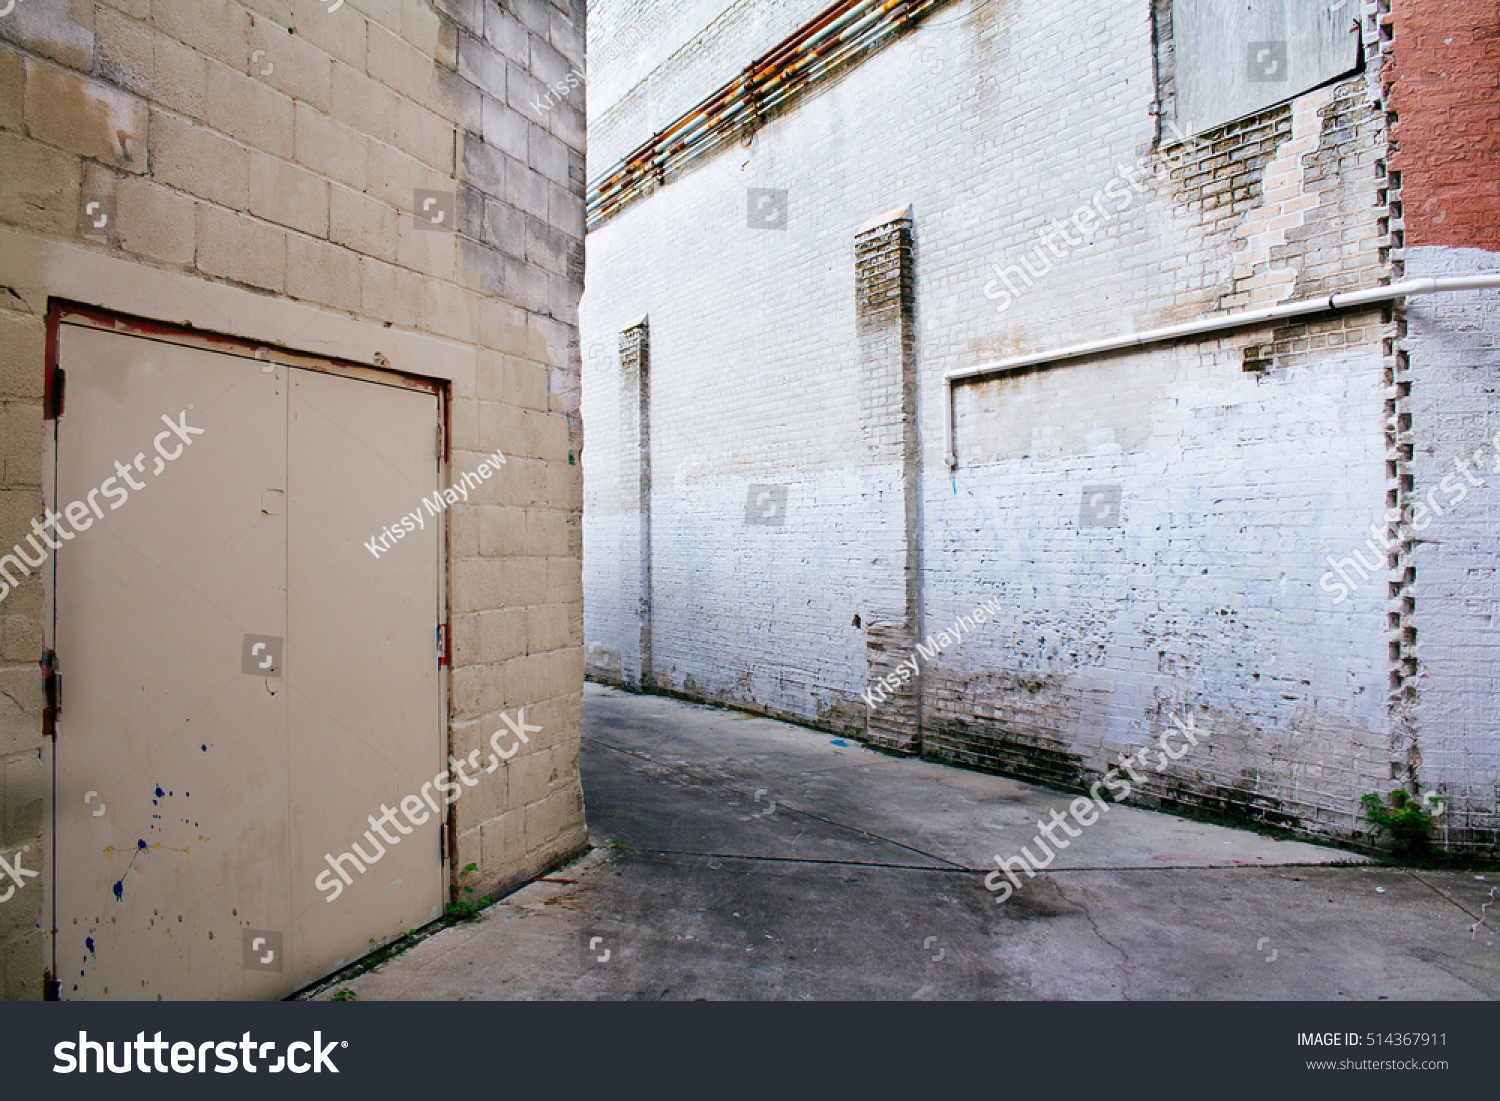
left=50, top=317, right=445, bottom=999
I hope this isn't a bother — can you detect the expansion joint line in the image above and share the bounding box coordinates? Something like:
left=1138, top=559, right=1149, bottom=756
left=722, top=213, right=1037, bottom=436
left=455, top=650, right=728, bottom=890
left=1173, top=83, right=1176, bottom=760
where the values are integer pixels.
left=586, top=735, right=966, bottom=870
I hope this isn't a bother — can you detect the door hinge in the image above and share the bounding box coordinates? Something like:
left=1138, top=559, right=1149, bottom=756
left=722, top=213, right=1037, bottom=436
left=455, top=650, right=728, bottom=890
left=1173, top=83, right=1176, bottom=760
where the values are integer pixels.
left=436, top=422, right=444, bottom=461
left=437, top=622, right=449, bottom=665
left=41, top=650, right=60, bottom=738
left=44, top=365, right=65, bottom=421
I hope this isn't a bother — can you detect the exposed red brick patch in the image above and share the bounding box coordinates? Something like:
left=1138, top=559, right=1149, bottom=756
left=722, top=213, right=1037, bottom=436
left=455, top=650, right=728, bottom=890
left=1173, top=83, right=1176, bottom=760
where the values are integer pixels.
left=1384, top=0, right=1500, bottom=252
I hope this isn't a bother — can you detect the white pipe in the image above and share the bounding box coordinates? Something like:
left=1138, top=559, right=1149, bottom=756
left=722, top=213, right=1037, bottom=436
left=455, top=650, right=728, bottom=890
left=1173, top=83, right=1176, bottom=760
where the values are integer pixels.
left=942, top=274, right=1500, bottom=469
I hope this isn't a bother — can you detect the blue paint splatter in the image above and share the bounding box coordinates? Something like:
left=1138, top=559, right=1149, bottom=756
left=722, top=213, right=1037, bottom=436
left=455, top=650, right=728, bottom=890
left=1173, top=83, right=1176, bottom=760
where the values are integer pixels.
left=155, top=786, right=164, bottom=798
left=85, top=937, right=95, bottom=956
left=830, top=739, right=849, bottom=747
left=113, top=841, right=150, bottom=900
left=201, top=745, right=207, bottom=752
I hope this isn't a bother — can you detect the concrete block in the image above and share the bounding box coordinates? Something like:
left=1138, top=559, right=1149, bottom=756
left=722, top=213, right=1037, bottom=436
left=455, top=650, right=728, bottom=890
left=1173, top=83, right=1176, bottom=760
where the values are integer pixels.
left=377, top=259, right=428, bottom=329
left=150, top=108, right=249, bottom=208
left=522, top=787, right=582, bottom=855
left=2, top=748, right=44, bottom=847
left=149, top=32, right=209, bottom=120
left=114, top=173, right=198, bottom=265
left=195, top=204, right=286, bottom=291
left=153, top=0, right=252, bottom=68
left=423, top=277, right=478, bottom=343
left=450, top=659, right=505, bottom=719
left=248, top=19, right=334, bottom=112
left=524, top=601, right=572, bottom=654
left=293, top=102, right=367, bottom=192
left=0, top=45, right=21, bottom=131
left=430, top=66, right=483, bottom=133
left=429, top=0, right=482, bottom=38
left=479, top=808, right=524, bottom=869
left=505, top=60, right=548, bottom=128
left=449, top=556, right=506, bottom=613
left=0, top=575, right=43, bottom=664
left=479, top=505, right=529, bottom=558
left=498, top=557, right=548, bottom=608
left=330, top=184, right=397, bottom=261
left=207, top=60, right=294, bottom=159
left=483, top=5, right=528, bottom=65
left=506, top=356, right=550, bottom=411
left=393, top=96, right=455, bottom=174
left=0, top=310, right=46, bottom=402
left=457, top=29, right=505, bottom=99
left=0, top=131, right=79, bottom=234
left=546, top=555, right=581, bottom=604
left=1, top=932, right=44, bottom=1001
left=286, top=233, right=361, bottom=312
left=0, top=660, right=41, bottom=758
left=0, top=0, right=95, bottom=71
left=249, top=151, right=329, bottom=237
left=23, top=57, right=147, bottom=172
left=400, top=0, right=443, bottom=55
left=366, top=137, right=439, bottom=210
left=94, top=4, right=153, bottom=97
left=295, top=0, right=368, bottom=70
left=368, top=22, right=431, bottom=104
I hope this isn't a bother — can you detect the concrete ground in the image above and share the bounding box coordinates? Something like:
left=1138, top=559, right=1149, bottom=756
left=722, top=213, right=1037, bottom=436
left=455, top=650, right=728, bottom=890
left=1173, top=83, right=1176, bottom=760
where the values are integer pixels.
left=312, top=684, right=1500, bottom=1000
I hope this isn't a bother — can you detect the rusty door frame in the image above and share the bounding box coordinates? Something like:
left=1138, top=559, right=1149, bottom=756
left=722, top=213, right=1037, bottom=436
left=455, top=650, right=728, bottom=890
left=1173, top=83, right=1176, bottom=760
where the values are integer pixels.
left=40, top=300, right=454, bottom=998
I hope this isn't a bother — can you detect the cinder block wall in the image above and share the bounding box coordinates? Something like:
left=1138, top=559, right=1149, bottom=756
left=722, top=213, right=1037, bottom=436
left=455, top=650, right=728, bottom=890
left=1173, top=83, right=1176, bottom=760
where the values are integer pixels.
left=581, top=0, right=1494, bottom=852
left=0, top=0, right=588, bottom=999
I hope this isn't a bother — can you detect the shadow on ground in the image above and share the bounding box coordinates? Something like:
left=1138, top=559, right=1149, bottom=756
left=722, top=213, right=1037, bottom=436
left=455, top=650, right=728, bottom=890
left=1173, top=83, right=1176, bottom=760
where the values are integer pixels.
left=309, top=685, right=1499, bottom=1000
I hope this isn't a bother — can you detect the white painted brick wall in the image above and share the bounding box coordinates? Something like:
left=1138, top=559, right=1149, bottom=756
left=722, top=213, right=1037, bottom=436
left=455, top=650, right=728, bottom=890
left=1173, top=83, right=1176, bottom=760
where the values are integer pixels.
left=1402, top=245, right=1500, bottom=847
left=580, top=0, right=1493, bottom=850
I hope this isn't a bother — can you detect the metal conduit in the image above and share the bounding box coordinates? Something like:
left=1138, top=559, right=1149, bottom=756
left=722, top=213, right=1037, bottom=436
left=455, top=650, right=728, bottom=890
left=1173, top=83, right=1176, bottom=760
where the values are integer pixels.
left=942, top=275, right=1500, bottom=468
left=587, top=0, right=952, bottom=230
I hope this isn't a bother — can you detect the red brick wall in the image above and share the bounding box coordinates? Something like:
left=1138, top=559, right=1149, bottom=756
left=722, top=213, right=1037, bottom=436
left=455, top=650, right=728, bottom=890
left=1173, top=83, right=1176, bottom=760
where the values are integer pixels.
left=1384, top=0, right=1500, bottom=252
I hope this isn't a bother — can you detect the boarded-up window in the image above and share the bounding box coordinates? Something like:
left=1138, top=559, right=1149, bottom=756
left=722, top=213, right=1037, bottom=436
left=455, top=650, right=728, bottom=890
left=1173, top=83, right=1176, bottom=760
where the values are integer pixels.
left=1168, top=0, right=1362, bottom=137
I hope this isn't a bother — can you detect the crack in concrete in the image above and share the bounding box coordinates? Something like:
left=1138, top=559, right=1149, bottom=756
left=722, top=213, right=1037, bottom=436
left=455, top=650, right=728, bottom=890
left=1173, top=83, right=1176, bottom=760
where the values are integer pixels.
left=1406, top=869, right=1497, bottom=929
left=631, top=848, right=970, bottom=874
left=1058, top=883, right=1133, bottom=1001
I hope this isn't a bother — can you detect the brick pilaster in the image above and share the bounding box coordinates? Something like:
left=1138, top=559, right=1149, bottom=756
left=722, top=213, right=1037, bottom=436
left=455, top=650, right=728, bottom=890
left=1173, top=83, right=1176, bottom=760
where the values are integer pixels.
left=855, top=206, right=921, bottom=754
left=619, top=316, right=653, bottom=687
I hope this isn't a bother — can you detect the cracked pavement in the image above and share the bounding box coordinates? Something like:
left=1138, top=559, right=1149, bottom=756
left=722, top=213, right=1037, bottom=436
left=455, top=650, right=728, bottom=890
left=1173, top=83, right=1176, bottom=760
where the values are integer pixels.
left=312, top=684, right=1500, bottom=1000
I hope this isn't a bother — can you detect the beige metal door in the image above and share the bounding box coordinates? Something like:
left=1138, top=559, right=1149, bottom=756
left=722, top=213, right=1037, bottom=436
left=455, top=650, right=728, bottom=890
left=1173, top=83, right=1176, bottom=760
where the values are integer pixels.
left=286, top=368, right=444, bottom=981
left=51, top=320, right=443, bottom=1000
